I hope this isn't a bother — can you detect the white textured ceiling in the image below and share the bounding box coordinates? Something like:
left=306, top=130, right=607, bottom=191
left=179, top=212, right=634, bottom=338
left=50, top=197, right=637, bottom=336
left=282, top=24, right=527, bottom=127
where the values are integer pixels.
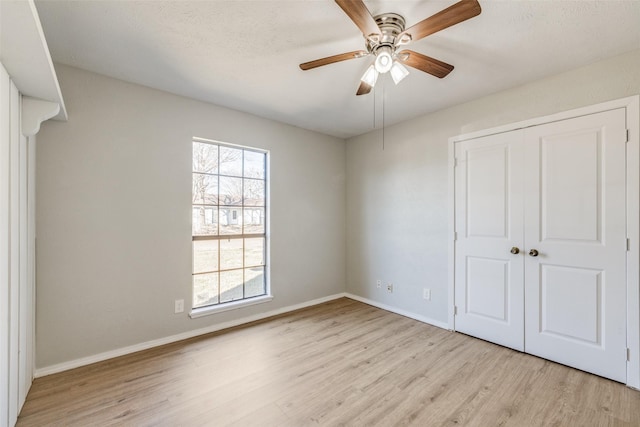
left=35, top=0, right=640, bottom=139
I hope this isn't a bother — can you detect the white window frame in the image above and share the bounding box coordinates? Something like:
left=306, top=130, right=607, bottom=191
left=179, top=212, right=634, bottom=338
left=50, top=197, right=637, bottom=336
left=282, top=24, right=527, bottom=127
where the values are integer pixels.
left=190, top=138, right=272, bottom=318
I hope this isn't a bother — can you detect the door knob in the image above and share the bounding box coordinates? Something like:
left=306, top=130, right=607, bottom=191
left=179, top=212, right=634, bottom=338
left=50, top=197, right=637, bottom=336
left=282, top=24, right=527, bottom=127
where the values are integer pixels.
left=529, top=249, right=539, bottom=257
left=510, top=247, right=520, bottom=254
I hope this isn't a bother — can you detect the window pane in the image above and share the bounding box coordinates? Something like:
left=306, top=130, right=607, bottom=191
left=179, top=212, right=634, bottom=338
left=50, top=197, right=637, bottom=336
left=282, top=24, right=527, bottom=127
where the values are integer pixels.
left=219, top=207, right=243, bottom=235
left=244, top=150, right=265, bottom=179
left=219, top=176, right=242, bottom=206
left=219, top=146, right=243, bottom=177
left=243, top=179, right=265, bottom=206
left=192, top=141, right=268, bottom=309
left=245, top=237, right=265, bottom=267
left=220, top=238, right=243, bottom=270
left=193, top=142, right=218, bottom=174
left=245, top=267, right=265, bottom=298
left=220, top=270, right=243, bottom=303
left=192, top=206, right=218, bottom=236
left=193, top=273, right=218, bottom=308
left=193, top=240, right=218, bottom=274
left=192, top=174, right=218, bottom=205
left=243, top=207, right=265, bottom=234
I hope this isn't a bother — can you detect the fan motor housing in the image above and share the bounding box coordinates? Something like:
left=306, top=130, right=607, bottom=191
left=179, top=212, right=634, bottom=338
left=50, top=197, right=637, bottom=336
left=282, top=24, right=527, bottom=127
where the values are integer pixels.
left=372, top=13, right=406, bottom=47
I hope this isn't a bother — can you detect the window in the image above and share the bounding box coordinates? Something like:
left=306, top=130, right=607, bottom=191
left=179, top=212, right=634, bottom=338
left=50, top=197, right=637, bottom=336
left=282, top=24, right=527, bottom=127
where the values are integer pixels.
left=192, top=139, right=268, bottom=312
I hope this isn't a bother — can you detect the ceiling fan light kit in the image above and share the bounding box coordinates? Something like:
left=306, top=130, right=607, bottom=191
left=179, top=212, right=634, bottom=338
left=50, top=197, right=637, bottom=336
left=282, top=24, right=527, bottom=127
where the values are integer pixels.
left=374, top=45, right=393, bottom=73
left=300, top=0, right=482, bottom=96
left=389, top=61, right=409, bottom=85
left=361, top=64, right=379, bottom=87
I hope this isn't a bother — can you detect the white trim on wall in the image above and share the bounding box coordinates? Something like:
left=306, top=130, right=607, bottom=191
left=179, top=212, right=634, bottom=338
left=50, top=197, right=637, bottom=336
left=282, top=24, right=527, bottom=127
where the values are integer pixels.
left=18, top=127, right=29, bottom=410
left=27, top=135, right=36, bottom=399
left=0, top=0, right=67, bottom=121
left=35, top=292, right=452, bottom=379
left=626, top=97, right=640, bottom=390
left=447, top=140, right=456, bottom=331
left=35, top=293, right=348, bottom=378
left=346, top=293, right=449, bottom=330
left=448, top=95, right=640, bottom=389
left=0, top=61, right=11, bottom=427
left=8, top=73, right=21, bottom=427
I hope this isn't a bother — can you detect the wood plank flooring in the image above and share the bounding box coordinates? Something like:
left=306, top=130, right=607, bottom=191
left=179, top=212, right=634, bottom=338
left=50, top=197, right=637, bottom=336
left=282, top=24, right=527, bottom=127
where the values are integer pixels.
left=17, top=298, right=640, bottom=426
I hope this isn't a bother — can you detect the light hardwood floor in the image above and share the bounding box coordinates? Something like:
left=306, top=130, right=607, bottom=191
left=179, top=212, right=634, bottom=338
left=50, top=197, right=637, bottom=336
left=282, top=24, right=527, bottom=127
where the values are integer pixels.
left=18, top=298, right=640, bottom=426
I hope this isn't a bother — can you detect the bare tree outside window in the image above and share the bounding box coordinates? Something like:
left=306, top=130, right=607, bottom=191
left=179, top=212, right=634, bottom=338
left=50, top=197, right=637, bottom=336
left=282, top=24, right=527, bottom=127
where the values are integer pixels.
left=192, top=140, right=268, bottom=309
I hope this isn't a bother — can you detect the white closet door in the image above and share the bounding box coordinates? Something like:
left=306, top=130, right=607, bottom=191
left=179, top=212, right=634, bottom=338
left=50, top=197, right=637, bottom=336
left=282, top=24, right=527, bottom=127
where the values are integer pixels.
left=454, top=131, right=525, bottom=351
left=523, top=108, right=627, bottom=382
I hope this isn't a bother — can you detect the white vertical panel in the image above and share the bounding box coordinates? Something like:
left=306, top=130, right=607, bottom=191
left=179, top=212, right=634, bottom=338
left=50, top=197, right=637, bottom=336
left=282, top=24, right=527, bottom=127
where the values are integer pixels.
left=18, top=128, right=28, bottom=409
left=466, top=257, right=509, bottom=321
left=466, top=146, right=509, bottom=238
left=540, top=131, right=601, bottom=242
left=26, top=135, right=36, bottom=396
left=8, top=72, right=20, bottom=427
left=0, top=62, right=11, bottom=427
left=540, top=265, right=601, bottom=344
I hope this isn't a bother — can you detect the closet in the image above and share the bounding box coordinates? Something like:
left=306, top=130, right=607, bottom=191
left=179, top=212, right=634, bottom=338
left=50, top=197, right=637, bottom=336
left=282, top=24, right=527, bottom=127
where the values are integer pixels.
left=453, top=105, right=631, bottom=383
left=1, top=1, right=66, bottom=425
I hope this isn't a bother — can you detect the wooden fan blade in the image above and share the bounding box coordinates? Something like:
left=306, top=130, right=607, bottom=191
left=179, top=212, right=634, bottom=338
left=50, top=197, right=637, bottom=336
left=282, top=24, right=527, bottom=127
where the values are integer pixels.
left=398, top=0, right=481, bottom=44
left=356, top=80, right=372, bottom=96
left=300, top=50, right=368, bottom=70
left=335, top=0, right=381, bottom=41
left=398, top=50, right=454, bottom=78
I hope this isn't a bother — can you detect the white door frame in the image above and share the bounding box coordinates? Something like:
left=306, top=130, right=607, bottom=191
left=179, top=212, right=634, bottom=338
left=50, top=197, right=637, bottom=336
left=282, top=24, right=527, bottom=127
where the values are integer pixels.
left=448, top=95, right=640, bottom=389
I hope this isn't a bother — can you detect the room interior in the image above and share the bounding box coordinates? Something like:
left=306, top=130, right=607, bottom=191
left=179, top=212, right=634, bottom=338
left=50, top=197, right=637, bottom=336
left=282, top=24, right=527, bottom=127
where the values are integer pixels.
left=2, top=0, right=640, bottom=425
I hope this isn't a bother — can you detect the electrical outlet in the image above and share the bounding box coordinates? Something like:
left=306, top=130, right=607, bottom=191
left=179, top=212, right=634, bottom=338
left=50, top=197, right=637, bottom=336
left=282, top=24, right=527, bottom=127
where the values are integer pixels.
left=174, top=299, right=184, bottom=314
left=423, top=288, right=431, bottom=301
left=376, top=279, right=382, bottom=289
left=387, top=283, right=393, bottom=293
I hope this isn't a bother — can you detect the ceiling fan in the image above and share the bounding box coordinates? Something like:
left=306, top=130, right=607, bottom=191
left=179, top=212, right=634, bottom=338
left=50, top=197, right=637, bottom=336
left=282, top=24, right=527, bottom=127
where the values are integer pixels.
left=299, top=0, right=481, bottom=95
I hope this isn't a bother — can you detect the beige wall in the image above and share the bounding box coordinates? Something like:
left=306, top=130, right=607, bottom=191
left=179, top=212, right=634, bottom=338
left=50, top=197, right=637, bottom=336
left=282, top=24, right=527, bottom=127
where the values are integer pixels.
left=346, top=49, right=640, bottom=324
left=36, top=49, right=640, bottom=370
left=36, top=65, right=347, bottom=368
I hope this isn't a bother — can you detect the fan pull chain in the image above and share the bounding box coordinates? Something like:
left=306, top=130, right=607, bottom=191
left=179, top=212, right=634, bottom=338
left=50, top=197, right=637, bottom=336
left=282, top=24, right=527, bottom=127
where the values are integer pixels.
left=382, top=78, right=385, bottom=151
left=373, top=81, right=376, bottom=131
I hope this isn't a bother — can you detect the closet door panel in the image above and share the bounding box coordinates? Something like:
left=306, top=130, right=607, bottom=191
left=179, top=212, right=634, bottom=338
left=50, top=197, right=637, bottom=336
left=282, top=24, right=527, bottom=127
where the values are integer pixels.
left=523, top=108, right=627, bottom=382
left=454, top=130, right=525, bottom=351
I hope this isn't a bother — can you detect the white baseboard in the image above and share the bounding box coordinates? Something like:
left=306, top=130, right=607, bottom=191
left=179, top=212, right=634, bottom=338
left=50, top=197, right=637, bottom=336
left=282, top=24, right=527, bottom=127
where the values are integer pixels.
left=35, top=292, right=448, bottom=378
left=344, top=293, right=450, bottom=330
left=35, top=292, right=348, bottom=378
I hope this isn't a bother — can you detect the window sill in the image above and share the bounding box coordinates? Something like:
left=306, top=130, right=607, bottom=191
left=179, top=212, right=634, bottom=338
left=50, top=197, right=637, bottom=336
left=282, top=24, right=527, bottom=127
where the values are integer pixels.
left=189, top=295, right=274, bottom=319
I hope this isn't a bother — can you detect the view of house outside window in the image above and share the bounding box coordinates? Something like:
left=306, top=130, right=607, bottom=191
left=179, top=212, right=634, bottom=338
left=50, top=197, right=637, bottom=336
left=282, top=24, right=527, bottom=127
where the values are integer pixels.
left=191, top=139, right=268, bottom=309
